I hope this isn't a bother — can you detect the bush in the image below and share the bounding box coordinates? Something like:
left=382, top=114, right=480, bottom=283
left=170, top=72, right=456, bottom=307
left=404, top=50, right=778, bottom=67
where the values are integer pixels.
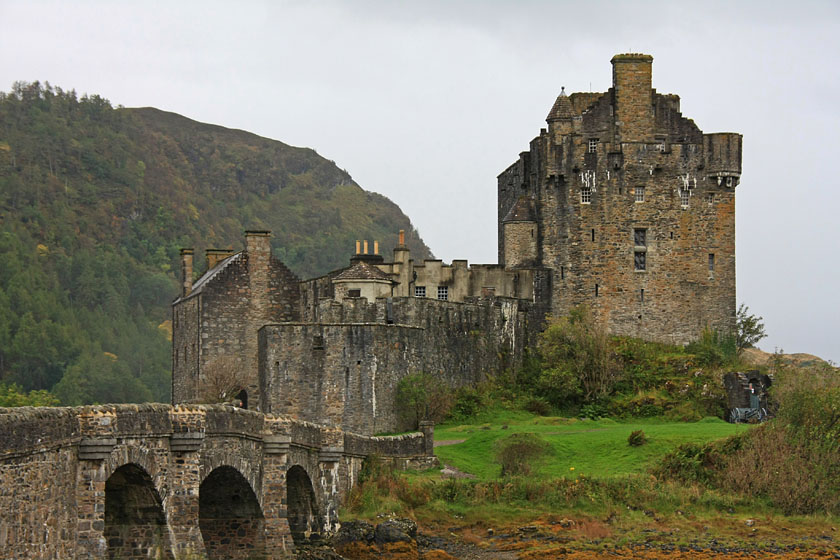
left=580, top=402, right=609, bottom=419
left=537, top=306, right=620, bottom=404
left=494, top=432, right=551, bottom=477
left=627, top=429, right=647, bottom=447
left=451, top=385, right=487, bottom=420
left=524, top=397, right=552, bottom=416
left=394, top=372, right=453, bottom=429
left=685, top=327, right=737, bottom=367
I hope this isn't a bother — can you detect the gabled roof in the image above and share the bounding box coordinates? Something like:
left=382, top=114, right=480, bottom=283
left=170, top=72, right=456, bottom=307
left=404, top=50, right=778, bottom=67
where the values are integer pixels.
left=175, top=252, right=243, bottom=302
left=503, top=196, right=536, bottom=223
left=333, top=261, right=393, bottom=282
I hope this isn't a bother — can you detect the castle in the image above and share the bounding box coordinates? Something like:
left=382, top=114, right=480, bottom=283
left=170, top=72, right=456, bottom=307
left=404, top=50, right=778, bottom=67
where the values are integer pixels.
left=173, top=54, right=742, bottom=434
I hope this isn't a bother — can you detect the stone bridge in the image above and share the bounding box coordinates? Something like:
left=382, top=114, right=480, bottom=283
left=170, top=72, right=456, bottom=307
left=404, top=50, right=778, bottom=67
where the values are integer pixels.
left=0, top=404, right=434, bottom=559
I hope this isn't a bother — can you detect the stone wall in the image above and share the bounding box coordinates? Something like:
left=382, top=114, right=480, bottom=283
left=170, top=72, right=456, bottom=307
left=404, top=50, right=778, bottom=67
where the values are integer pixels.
left=498, top=54, right=741, bottom=345
left=259, top=296, right=528, bottom=434
left=0, top=404, right=432, bottom=559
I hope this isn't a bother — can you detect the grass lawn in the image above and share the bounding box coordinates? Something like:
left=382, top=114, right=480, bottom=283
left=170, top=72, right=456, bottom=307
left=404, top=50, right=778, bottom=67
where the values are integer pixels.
left=434, top=414, right=748, bottom=480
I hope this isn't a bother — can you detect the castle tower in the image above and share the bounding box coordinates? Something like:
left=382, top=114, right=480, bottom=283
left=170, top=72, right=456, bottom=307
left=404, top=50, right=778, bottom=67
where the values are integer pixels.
left=497, top=54, right=742, bottom=345
left=502, top=196, right=538, bottom=268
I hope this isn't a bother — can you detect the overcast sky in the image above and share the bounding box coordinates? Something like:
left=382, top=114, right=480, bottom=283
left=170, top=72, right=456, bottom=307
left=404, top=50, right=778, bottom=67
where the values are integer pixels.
left=2, top=0, right=838, bottom=363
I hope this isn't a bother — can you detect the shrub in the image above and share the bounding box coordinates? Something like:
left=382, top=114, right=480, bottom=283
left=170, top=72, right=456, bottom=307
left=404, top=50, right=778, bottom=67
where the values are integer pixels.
left=580, top=402, right=609, bottom=419
left=685, top=327, right=737, bottom=367
left=394, top=372, right=453, bottom=429
left=524, top=397, right=552, bottom=416
left=627, top=429, right=647, bottom=447
left=451, top=385, right=487, bottom=420
left=537, top=306, right=620, bottom=404
left=494, top=432, right=551, bottom=477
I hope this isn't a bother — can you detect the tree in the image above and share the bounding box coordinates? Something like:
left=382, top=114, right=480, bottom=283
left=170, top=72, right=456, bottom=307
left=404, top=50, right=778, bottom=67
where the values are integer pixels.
left=199, top=355, right=244, bottom=404
left=394, top=372, right=453, bottom=430
left=736, top=304, right=767, bottom=351
left=537, top=306, right=620, bottom=403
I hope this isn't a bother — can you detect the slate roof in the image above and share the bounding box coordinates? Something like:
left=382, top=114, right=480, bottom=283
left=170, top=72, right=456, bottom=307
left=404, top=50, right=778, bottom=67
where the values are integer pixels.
left=332, top=261, right=393, bottom=282
left=503, top=196, right=536, bottom=223
left=546, top=87, right=575, bottom=121
left=175, top=252, right=243, bottom=302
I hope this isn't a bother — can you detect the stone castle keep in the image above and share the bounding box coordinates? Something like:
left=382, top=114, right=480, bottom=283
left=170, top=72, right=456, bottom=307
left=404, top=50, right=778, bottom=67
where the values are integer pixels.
left=172, top=53, right=742, bottom=435
left=1, top=54, right=743, bottom=558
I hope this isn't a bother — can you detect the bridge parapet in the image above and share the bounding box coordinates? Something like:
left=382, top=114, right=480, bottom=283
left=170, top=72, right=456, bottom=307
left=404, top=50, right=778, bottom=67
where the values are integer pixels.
left=0, top=404, right=436, bottom=559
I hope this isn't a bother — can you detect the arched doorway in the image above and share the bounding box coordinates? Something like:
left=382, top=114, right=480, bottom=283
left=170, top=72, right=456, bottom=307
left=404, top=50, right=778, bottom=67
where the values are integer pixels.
left=104, top=463, right=171, bottom=559
left=199, top=466, right=265, bottom=559
left=286, top=465, right=323, bottom=544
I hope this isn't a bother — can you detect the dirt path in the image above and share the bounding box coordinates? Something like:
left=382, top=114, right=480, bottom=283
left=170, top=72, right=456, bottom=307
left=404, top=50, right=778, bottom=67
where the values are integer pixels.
left=434, top=439, right=466, bottom=447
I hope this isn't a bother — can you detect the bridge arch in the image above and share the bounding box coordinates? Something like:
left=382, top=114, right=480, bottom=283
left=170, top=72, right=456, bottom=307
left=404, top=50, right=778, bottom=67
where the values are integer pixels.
left=286, top=464, right=324, bottom=545
left=104, top=463, right=172, bottom=559
left=199, top=465, right=266, bottom=559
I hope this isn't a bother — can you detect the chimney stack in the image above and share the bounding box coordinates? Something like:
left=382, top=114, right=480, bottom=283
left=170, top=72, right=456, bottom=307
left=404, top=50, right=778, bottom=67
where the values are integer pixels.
left=180, top=248, right=194, bottom=297
left=398, top=229, right=406, bottom=247
left=205, top=248, right=234, bottom=270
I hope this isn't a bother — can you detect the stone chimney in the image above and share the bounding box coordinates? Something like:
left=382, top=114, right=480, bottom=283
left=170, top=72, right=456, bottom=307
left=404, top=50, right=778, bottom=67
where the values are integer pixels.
left=180, top=248, right=194, bottom=297
left=611, top=53, right=654, bottom=143
left=205, top=248, right=234, bottom=271
left=245, top=230, right=272, bottom=303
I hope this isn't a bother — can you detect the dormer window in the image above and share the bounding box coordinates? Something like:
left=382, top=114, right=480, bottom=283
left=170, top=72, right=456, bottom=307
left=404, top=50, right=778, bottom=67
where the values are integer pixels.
left=581, top=186, right=592, bottom=204
left=588, top=138, right=599, bottom=153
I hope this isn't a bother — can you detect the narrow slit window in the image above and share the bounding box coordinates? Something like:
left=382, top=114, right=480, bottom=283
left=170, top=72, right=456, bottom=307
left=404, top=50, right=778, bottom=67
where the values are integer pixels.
left=708, top=253, right=715, bottom=272
left=640, top=288, right=645, bottom=303
left=595, top=283, right=599, bottom=297
left=581, top=186, right=592, bottom=204
left=560, top=266, right=565, bottom=279
left=591, top=229, right=595, bottom=242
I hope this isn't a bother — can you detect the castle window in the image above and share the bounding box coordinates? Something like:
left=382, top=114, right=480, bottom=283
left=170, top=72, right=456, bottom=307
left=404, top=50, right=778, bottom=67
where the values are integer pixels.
left=415, top=286, right=426, bottom=298
left=581, top=186, right=592, bottom=204
left=634, top=228, right=647, bottom=247
left=595, top=283, right=599, bottom=297
left=561, top=266, right=565, bottom=279
left=591, top=229, right=595, bottom=242
left=635, top=186, right=645, bottom=202
left=680, top=189, right=690, bottom=208
left=707, top=193, right=715, bottom=204
left=634, top=251, right=646, bottom=271
left=588, top=138, right=599, bottom=153
left=708, top=253, right=715, bottom=272
left=640, top=288, right=645, bottom=302
left=348, top=289, right=361, bottom=298
left=437, top=286, right=448, bottom=301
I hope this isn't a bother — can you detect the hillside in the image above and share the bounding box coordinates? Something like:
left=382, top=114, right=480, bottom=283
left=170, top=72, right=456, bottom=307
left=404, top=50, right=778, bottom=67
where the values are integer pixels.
left=0, top=81, right=432, bottom=404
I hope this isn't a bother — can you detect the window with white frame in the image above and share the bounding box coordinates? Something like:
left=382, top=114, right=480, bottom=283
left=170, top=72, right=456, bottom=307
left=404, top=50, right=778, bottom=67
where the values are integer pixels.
left=680, top=189, right=690, bottom=208
left=634, top=186, right=645, bottom=202
left=414, top=286, right=426, bottom=298
left=588, top=138, right=599, bottom=153
left=437, top=286, right=448, bottom=301
left=581, top=186, right=592, bottom=204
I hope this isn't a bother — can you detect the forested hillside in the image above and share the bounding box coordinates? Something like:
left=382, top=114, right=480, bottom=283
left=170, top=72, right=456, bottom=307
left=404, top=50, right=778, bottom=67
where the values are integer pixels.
left=0, top=81, right=431, bottom=405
